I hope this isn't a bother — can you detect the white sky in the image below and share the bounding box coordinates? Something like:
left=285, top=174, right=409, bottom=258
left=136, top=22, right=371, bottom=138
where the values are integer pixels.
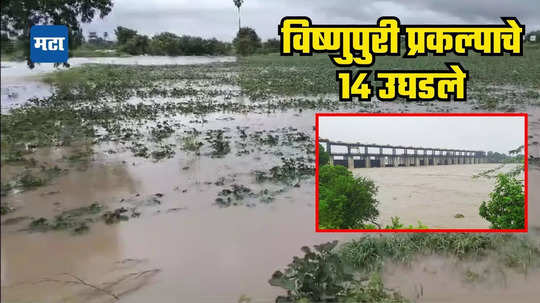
left=318, top=116, right=525, bottom=154
left=82, top=0, right=540, bottom=41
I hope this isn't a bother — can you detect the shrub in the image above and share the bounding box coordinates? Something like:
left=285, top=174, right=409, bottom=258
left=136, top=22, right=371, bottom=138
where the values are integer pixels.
left=269, top=241, right=353, bottom=302
left=269, top=240, right=410, bottom=302
left=479, top=174, right=524, bottom=229
left=318, top=165, right=379, bottom=229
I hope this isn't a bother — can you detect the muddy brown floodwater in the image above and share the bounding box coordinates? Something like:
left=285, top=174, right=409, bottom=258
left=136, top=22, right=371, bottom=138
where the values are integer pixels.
left=352, top=164, right=520, bottom=228
left=0, top=110, right=357, bottom=303
left=383, top=255, right=540, bottom=303
left=1, top=64, right=540, bottom=302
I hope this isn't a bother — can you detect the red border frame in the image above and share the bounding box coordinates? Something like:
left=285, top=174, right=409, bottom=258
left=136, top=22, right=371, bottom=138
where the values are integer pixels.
left=315, top=113, right=528, bottom=233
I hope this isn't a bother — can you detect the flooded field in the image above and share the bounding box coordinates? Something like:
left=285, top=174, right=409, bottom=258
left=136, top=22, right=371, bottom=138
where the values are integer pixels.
left=0, top=56, right=236, bottom=113
left=1, top=52, right=539, bottom=302
left=352, top=164, right=519, bottom=228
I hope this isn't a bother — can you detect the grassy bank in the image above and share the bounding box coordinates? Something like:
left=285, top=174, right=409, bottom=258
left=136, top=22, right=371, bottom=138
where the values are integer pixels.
left=270, top=234, right=540, bottom=302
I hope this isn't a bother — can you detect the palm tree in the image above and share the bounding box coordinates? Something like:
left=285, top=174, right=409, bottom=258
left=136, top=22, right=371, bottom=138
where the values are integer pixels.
left=233, top=0, right=244, bottom=31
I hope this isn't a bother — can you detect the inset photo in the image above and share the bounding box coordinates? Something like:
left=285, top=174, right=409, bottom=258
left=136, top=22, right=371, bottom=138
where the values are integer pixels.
left=316, top=113, right=527, bottom=232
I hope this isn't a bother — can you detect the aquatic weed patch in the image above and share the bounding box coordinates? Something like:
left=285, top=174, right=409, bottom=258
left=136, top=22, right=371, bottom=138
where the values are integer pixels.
left=24, top=193, right=166, bottom=234
left=255, top=158, right=314, bottom=185
left=28, top=202, right=103, bottom=234
left=0, top=202, right=16, bottom=216
left=1, top=166, right=65, bottom=197
left=3, top=62, right=346, bottom=169
left=205, top=129, right=231, bottom=157
left=215, top=184, right=254, bottom=207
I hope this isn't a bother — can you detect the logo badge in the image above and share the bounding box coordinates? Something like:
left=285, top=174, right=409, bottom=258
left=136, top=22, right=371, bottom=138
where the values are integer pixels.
left=30, top=25, right=69, bottom=63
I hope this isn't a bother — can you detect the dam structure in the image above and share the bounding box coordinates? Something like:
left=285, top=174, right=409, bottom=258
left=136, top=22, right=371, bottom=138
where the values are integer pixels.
left=319, top=139, right=487, bottom=169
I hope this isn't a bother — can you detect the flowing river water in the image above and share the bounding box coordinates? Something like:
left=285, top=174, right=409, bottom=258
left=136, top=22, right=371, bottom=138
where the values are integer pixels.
left=1, top=57, right=539, bottom=302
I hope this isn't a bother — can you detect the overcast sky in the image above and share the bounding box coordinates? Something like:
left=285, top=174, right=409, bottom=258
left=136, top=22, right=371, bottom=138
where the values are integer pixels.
left=318, top=116, right=524, bottom=154
left=82, top=0, right=540, bottom=41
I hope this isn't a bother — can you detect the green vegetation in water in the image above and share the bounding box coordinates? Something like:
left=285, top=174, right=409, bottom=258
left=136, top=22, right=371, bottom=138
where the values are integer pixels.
left=28, top=202, right=103, bottom=234
left=215, top=184, right=253, bottom=207
left=3, top=41, right=539, bottom=168
left=17, top=171, right=46, bottom=188
left=0, top=183, right=13, bottom=197
left=1, top=202, right=16, bottom=216
left=102, top=207, right=130, bottom=224
left=151, top=122, right=175, bottom=141
left=206, top=129, right=231, bottom=157
left=26, top=201, right=144, bottom=234
left=255, top=158, right=314, bottom=186
left=181, top=133, right=204, bottom=153
left=1, top=53, right=481, bottom=175
left=1, top=52, right=536, bottom=213
left=214, top=184, right=285, bottom=207
left=1, top=166, right=65, bottom=197
left=151, top=143, right=176, bottom=160
left=362, top=216, right=428, bottom=230
left=270, top=234, right=540, bottom=302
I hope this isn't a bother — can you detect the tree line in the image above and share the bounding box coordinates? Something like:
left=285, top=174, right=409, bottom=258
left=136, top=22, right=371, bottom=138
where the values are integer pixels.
left=1, top=25, right=281, bottom=58
left=1, top=0, right=279, bottom=65
left=485, top=150, right=524, bottom=163
left=114, top=26, right=279, bottom=56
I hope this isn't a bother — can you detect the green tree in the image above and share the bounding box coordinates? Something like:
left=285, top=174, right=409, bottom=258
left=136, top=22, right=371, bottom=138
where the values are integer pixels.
left=233, top=0, right=244, bottom=31
left=1, top=0, right=113, bottom=67
left=262, top=38, right=280, bottom=53
left=114, top=26, right=138, bottom=45
left=149, top=32, right=181, bottom=55
left=319, top=165, right=379, bottom=229
left=233, top=27, right=261, bottom=56
left=479, top=174, right=524, bottom=229
left=319, top=144, right=330, bottom=166
left=119, top=35, right=150, bottom=55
